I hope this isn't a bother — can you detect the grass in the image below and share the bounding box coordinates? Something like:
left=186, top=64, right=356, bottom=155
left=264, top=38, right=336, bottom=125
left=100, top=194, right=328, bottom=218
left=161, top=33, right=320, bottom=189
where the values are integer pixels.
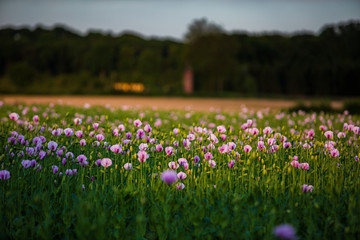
left=0, top=102, right=359, bottom=239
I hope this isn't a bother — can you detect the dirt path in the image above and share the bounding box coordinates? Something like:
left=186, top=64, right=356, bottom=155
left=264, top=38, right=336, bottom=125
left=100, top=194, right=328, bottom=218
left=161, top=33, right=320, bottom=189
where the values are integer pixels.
left=0, top=95, right=341, bottom=112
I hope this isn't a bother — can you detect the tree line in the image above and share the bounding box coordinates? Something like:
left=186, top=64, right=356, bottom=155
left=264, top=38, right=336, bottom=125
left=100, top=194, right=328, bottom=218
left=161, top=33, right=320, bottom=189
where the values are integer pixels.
left=0, top=20, right=359, bottom=96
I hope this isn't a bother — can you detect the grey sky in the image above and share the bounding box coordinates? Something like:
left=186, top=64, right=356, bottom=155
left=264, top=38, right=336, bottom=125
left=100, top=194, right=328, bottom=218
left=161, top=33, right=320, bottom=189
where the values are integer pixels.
left=0, top=0, right=359, bottom=40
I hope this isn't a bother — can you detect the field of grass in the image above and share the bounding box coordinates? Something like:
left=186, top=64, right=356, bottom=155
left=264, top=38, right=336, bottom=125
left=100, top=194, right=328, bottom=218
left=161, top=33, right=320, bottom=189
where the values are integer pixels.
left=0, top=101, right=359, bottom=239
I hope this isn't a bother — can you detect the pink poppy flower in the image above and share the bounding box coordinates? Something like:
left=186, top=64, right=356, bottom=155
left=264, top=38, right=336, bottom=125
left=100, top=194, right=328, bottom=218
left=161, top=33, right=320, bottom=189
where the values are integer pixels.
left=96, top=134, right=105, bottom=141
left=353, top=126, right=359, bottom=135
left=246, top=119, right=253, bottom=127
left=217, top=125, right=226, bottom=133
left=77, top=155, right=87, bottom=164
left=80, top=139, right=86, bottom=146
left=207, top=143, right=215, bottom=150
left=299, top=163, right=309, bottom=170
left=9, top=113, right=19, bottom=121
left=302, top=184, right=314, bottom=193
left=125, top=132, right=132, bottom=139
left=113, top=128, right=119, bottom=136
left=337, top=132, right=346, bottom=139
left=101, top=158, right=112, bottom=168
left=124, top=163, right=132, bottom=171
left=33, top=115, right=39, bottom=124
left=74, top=118, right=82, bottom=125
left=139, top=143, right=148, bottom=151
left=268, top=138, right=276, bottom=145
left=302, top=143, right=310, bottom=149
left=228, top=160, right=235, bottom=168
left=208, top=160, right=216, bottom=168
left=331, top=149, right=340, bottom=158
left=218, top=144, right=229, bottom=154
left=144, top=124, right=152, bottom=133
left=156, top=144, right=163, bottom=152
left=208, top=134, right=219, bottom=143
left=176, top=183, right=185, bottom=190
left=320, top=125, right=327, bottom=131
left=244, top=145, right=252, bottom=153
left=291, top=160, right=300, bottom=168
left=75, top=130, right=83, bottom=138
left=48, top=141, right=58, bottom=151
left=251, top=128, right=259, bottom=136
left=168, top=161, right=179, bottom=169
left=22, top=160, right=31, bottom=168
left=324, top=131, right=333, bottom=139
left=205, top=152, right=213, bottom=160
left=177, top=172, right=187, bottom=180
left=118, top=124, right=125, bottom=132
left=65, top=152, right=74, bottom=159
left=137, top=150, right=149, bottom=163
left=64, top=128, right=74, bottom=137
left=137, top=129, right=145, bottom=139
left=263, top=126, right=273, bottom=135
left=183, top=162, right=189, bottom=170
left=308, top=129, right=315, bottom=138
left=165, top=146, right=174, bottom=156
left=228, top=142, right=236, bottom=150
left=178, top=158, right=188, bottom=166
left=257, top=141, right=265, bottom=151
left=110, top=144, right=122, bottom=153
left=283, top=142, right=292, bottom=149
left=134, top=119, right=142, bottom=127
left=93, top=123, right=99, bottom=130
left=187, top=133, right=195, bottom=141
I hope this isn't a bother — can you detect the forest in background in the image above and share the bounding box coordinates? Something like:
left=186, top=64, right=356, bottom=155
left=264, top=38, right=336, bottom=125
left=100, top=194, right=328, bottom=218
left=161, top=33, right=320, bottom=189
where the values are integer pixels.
left=0, top=20, right=359, bottom=97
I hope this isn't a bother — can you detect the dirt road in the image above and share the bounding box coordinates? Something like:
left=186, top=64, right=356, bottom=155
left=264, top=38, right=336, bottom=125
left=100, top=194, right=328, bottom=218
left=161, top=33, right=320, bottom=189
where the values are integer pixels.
left=1, top=95, right=341, bottom=112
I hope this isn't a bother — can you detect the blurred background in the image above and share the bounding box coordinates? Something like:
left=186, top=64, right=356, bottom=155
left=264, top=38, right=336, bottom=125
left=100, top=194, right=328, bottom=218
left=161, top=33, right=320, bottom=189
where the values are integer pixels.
left=0, top=0, right=359, bottom=97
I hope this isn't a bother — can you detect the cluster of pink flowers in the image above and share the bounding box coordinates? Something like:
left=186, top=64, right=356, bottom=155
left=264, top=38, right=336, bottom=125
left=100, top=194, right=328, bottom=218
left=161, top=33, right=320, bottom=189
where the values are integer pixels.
left=290, top=157, right=309, bottom=170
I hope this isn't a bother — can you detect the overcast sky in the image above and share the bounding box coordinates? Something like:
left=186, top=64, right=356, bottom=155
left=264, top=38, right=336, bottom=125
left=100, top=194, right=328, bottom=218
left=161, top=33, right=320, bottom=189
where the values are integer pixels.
left=0, top=0, right=359, bottom=39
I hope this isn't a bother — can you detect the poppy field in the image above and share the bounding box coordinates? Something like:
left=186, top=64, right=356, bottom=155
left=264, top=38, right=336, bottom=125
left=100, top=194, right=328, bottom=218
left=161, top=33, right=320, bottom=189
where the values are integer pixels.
left=0, top=102, right=359, bottom=239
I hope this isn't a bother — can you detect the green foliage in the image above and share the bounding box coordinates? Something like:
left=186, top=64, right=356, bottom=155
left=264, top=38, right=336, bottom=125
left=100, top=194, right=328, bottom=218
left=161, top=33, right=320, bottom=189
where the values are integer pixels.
left=288, top=101, right=335, bottom=113
left=7, top=62, right=37, bottom=87
left=0, top=21, right=359, bottom=96
left=343, top=99, right=360, bottom=115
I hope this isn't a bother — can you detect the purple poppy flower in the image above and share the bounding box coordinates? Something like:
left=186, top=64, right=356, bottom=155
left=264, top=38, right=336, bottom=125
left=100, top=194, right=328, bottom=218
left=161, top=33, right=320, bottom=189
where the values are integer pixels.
left=273, top=224, right=296, bottom=240
left=0, top=170, right=10, bottom=180
left=161, top=170, right=178, bottom=185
